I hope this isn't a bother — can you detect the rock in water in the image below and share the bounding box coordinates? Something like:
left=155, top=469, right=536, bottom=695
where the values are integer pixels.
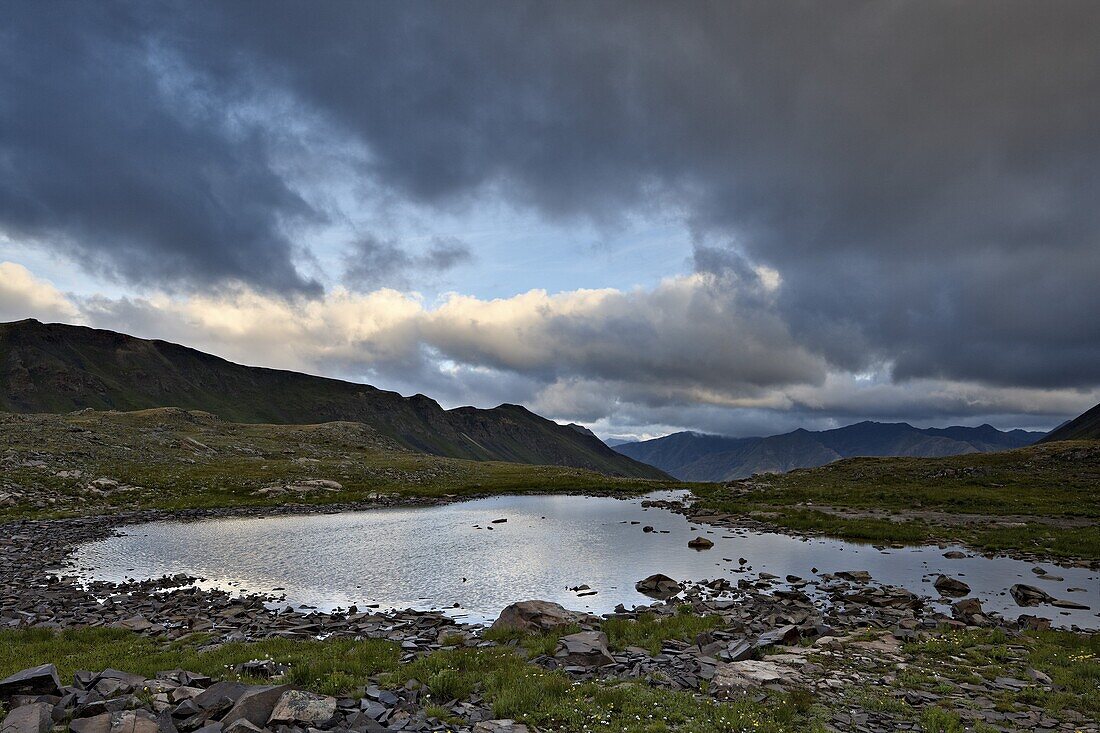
left=634, top=573, right=681, bottom=599
left=836, top=570, right=872, bottom=583
left=687, top=536, right=714, bottom=550
left=490, top=600, right=593, bottom=633
left=1010, top=584, right=1055, bottom=607
left=553, top=631, right=615, bottom=668
left=933, top=575, right=971, bottom=596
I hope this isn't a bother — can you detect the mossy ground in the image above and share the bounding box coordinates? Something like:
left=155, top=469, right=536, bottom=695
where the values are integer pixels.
left=0, top=409, right=690, bottom=522
left=2, top=614, right=1097, bottom=732
left=690, top=441, right=1100, bottom=560
left=1, top=625, right=803, bottom=733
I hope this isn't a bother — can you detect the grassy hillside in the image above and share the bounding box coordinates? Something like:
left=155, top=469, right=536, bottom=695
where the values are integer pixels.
left=0, top=319, right=665, bottom=479
left=691, top=441, right=1100, bottom=560
left=1041, top=401, right=1100, bottom=442
left=0, top=408, right=685, bottom=521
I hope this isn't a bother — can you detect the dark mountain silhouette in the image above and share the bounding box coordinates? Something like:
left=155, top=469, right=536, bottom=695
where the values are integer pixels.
left=613, top=421, right=1042, bottom=481
left=0, top=319, right=666, bottom=479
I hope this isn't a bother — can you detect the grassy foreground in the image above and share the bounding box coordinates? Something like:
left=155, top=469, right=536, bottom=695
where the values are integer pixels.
left=0, top=409, right=687, bottom=522
left=2, top=617, right=1096, bottom=733
left=690, top=441, right=1100, bottom=560
left=0, top=623, right=804, bottom=733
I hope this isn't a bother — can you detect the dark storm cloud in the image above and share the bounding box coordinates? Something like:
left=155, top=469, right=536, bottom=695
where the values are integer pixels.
left=342, top=236, right=472, bottom=290
left=195, top=0, right=1100, bottom=389
left=4, top=0, right=1100, bottom=395
left=0, top=2, right=322, bottom=293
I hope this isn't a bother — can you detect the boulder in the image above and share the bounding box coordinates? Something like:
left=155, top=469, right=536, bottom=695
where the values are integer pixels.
left=1, top=702, right=53, bottom=733
left=933, top=575, right=971, bottom=596
left=951, top=597, right=983, bottom=618
left=634, top=574, right=681, bottom=600
left=69, top=714, right=112, bottom=733
left=221, top=721, right=263, bottom=733
left=718, top=640, right=754, bottom=662
left=1010, top=584, right=1055, bottom=607
left=490, top=601, right=593, bottom=633
left=553, top=631, right=614, bottom=668
left=107, top=711, right=159, bottom=733
left=267, top=689, right=337, bottom=726
left=70, top=711, right=158, bottom=733
left=712, top=660, right=791, bottom=696
left=221, top=685, right=290, bottom=728
left=191, top=682, right=256, bottom=711
left=687, top=536, right=714, bottom=550
left=754, top=625, right=800, bottom=649
left=0, top=665, right=62, bottom=699
left=1018, top=614, right=1052, bottom=631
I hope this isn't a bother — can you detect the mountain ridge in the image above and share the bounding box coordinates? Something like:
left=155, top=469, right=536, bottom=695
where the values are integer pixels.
left=613, top=420, right=1044, bottom=481
left=1040, top=401, right=1100, bottom=442
left=0, top=319, right=666, bottom=479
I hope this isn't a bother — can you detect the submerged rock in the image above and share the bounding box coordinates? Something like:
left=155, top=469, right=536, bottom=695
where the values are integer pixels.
left=687, top=536, right=714, bottom=550
left=836, top=570, right=872, bottom=583
left=1010, top=584, right=1055, bottom=607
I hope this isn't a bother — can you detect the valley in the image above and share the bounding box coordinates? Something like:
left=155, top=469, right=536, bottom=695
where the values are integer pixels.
left=2, top=404, right=1098, bottom=733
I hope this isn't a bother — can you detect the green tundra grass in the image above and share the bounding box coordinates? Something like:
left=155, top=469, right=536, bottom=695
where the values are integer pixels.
left=690, top=440, right=1100, bottom=560
left=0, top=408, right=688, bottom=522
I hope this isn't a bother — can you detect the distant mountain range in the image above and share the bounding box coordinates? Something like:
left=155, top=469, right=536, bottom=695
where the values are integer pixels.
left=0, top=319, right=666, bottom=479
left=1041, top=401, right=1100, bottom=442
left=612, top=421, right=1045, bottom=481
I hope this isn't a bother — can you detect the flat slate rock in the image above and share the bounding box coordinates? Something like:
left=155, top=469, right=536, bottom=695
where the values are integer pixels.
left=0, top=664, right=62, bottom=699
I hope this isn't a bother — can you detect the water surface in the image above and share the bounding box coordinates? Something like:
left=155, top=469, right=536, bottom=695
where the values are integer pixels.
left=69, top=493, right=1098, bottom=627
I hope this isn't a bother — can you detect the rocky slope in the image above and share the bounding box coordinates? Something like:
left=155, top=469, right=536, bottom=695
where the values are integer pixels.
left=614, top=421, right=1042, bottom=481
left=0, top=319, right=664, bottom=479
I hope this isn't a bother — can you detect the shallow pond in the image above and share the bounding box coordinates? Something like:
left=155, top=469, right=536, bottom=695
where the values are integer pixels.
left=69, top=493, right=1098, bottom=628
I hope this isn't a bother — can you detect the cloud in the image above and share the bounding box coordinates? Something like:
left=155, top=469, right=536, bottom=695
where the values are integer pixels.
left=2, top=2, right=1099, bottom=426
left=342, top=236, right=472, bottom=290
left=193, top=1, right=1100, bottom=388
left=4, top=260, right=1093, bottom=436
left=0, top=4, right=323, bottom=294
left=0, top=263, right=80, bottom=323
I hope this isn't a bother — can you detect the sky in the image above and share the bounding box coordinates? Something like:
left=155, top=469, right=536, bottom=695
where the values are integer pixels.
left=2, top=0, right=1099, bottom=440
